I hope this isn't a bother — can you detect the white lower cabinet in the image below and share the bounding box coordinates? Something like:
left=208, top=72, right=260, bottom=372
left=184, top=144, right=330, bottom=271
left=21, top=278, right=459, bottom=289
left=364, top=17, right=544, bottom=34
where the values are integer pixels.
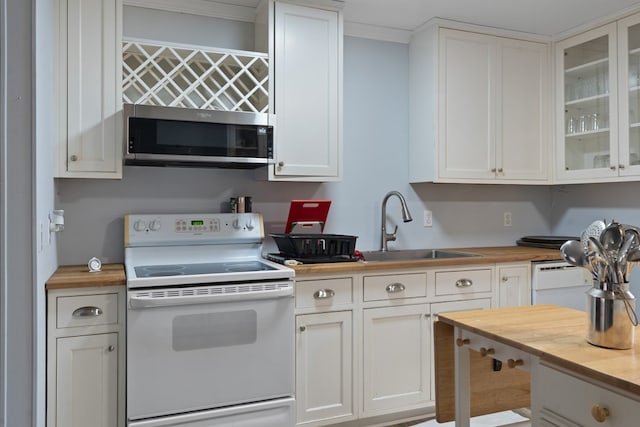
left=362, top=304, right=431, bottom=415
left=56, top=333, right=119, bottom=426
left=47, top=286, right=125, bottom=427
left=497, top=262, right=531, bottom=307
left=294, top=262, right=530, bottom=425
left=296, top=311, right=354, bottom=425
left=534, top=363, right=640, bottom=426
left=295, top=276, right=356, bottom=426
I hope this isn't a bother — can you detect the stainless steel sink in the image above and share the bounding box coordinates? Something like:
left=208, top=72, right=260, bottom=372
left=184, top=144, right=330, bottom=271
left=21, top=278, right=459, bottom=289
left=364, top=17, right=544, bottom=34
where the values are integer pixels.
left=361, top=249, right=479, bottom=262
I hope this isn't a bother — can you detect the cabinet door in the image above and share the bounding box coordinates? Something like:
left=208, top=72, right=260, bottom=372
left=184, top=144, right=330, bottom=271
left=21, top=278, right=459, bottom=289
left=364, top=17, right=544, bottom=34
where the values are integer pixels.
left=617, top=12, right=640, bottom=177
left=438, top=29, right=496, bottom=180
left=57, top=0, right=122, bottom=178
left=296, top=311, right=354, bottom=424
left=56, top=333, right=118, bottom=427
left=272, top=2, right=341, bottom=180
left=497, top=263, right=531, bottom=308
left=498, top=39, right=549, bottom=181
left=362, top=304, right=431, bottom=415
left=556, top=23, right=618, bottom=182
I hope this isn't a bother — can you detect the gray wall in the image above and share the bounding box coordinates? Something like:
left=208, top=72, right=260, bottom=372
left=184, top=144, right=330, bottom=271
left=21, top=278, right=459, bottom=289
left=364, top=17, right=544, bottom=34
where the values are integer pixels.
left=34, top=0, right=59, bottom=424
left=56, top=13, right=553, bottom=264
left=1, top=0, right=47, bottom=425
left=551, top=182, right=640, bottom=294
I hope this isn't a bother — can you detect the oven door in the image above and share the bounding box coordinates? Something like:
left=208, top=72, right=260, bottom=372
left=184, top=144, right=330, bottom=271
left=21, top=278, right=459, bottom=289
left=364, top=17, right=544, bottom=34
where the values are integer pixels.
left=126, top=282, right=294, bottom=421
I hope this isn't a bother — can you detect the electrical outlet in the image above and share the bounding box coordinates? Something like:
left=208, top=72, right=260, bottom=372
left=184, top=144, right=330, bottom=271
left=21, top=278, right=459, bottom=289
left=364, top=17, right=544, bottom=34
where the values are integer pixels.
left=504, top=211, right=512, bottom=227
left=424, top=210, right=433, bottom=227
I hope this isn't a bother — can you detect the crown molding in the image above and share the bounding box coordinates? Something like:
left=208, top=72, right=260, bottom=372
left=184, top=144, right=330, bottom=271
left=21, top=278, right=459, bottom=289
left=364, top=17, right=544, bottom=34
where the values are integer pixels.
left=344, top=21, right=411, bottom=44
left=123, top=0, right=257, bottom=22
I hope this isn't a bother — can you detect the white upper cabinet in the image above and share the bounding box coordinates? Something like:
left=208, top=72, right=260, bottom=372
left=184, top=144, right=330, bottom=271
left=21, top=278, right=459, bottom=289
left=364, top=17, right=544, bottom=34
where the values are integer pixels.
left=410, top=25, right=550, bottom=184
left=56, top=0, right=123, bottom=179
left=555, top=13, right=640, bottom=184
left=264, top=0, right=343, bottom=181
left=555, top=23, right=619, bottom=182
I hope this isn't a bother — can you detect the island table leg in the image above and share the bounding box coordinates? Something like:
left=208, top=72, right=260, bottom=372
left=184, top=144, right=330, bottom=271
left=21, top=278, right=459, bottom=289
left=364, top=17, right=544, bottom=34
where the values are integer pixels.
left=454, top=327, right=471, bottom=427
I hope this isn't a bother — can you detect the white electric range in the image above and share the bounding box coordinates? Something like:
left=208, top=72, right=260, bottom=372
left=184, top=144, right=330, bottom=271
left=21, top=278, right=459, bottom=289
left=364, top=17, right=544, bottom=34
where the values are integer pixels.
left=124, top=212, right=295, bottom=427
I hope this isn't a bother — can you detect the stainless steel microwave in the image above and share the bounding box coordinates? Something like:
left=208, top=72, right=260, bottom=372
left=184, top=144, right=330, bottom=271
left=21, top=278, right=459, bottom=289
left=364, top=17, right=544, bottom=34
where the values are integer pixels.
left=123, top=104, right=274, bottom=168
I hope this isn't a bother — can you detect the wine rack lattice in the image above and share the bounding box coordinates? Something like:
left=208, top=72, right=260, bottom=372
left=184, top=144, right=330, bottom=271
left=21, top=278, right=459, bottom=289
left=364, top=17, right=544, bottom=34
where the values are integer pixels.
left=122, top=40, right=269, bottom=112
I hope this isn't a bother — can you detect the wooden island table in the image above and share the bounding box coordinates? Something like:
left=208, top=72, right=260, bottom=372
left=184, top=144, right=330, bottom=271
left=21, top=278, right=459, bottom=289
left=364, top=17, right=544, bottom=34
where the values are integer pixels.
left=437, top=304, right=640, bottom=427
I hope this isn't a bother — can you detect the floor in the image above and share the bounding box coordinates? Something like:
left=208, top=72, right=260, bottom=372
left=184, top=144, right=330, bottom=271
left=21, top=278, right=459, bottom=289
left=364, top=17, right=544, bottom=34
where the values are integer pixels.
left=393, top=410, right=530, bottom=427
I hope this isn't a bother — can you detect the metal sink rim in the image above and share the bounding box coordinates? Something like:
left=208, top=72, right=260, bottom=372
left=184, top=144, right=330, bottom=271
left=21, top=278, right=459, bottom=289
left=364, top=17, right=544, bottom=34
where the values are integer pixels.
left=360, top=249, right=480, bottom=262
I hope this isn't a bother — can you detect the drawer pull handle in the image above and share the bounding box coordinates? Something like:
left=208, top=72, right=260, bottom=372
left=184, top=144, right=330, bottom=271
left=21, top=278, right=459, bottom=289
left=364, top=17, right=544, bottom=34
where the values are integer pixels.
left=72, top=306, right=103, bottom=317
left=108, top=345, right=115, bottom=352
left=507, top=358, right=523, bottom=368
left=299, top=325, right=306, bottom=332
left=455, top=278, right=473, bottom=288
left=480, top=347, right=495, bottom=357
left=313, top=289, right=335, bottom=299
left=386, top=283, right=405, bottom=293
left=456, top=338, right=470, bottom=347
left=591, top=404, right=609, bottom=422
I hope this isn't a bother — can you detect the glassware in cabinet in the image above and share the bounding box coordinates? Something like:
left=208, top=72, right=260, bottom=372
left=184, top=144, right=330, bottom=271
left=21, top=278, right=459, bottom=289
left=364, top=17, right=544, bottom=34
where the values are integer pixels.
left=563, top=34, right=612, bottom=172
left=625, top=22, right=640, bottom=167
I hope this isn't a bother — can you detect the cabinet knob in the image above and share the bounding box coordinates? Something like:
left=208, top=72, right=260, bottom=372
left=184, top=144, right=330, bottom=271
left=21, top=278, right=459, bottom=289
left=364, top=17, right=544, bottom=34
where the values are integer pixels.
left=591, top=404, right=609, bottom=422
left=501, top=276, right=508, bottom=282
left=69, top=155, right=78, bottom=162
left=107, top=345, right=115, bottom=352
left=610, top=165, right=617, bottom=170
left=497, top=168, right=503, bottom=173
left=313, top=289, right=335, bottom=299
left=277, top=161, right=284, bottom=171
left=490, top=168, right=497, bottom=173
left=385, top=283, right=406, bottom=293
left=479, top=347, right=495, bottom=357
left=299, top=325, right=306, bottom=332
left=507, top=358, right=524, bottom=368
left=619, top=164, right=625, bottom=169
left=456, top=338, right=470, bottom=347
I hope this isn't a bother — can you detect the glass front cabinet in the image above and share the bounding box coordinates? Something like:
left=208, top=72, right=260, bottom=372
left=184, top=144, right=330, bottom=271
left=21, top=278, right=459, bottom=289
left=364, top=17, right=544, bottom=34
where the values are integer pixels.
left=556, top=15, right=640, bottom=183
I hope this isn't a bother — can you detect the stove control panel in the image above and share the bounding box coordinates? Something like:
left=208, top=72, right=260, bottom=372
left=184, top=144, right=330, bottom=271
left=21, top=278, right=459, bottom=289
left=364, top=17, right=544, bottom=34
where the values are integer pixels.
left=125, top=213, right=264, bottom=247
left=175, top=218, right=220, bottom=233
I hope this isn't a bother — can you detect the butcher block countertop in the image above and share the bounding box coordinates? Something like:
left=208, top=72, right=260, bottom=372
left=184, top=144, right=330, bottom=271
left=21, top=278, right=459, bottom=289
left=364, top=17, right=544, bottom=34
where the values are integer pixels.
left=45, top=246, right=560, bottom=289
left=289, top=246, right=561, bottom=275
left=439, top=304, right=640, bottom=396
left=46, top=264, right=126, bottom=290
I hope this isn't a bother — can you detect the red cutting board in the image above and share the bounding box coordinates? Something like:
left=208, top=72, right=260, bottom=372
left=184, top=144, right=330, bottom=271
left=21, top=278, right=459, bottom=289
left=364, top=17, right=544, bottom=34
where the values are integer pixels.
left=285, top=200, right=331, bottom=233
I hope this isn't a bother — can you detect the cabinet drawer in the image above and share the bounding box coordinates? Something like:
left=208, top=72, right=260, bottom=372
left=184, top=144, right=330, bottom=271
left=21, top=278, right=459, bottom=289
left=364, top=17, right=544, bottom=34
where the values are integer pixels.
left=363, top=273, right=427, bottom=301
left=537, top=364, right=640, bottom=426
left=435, top=268, right=492, bottom=296
left=56, top=293, right=119, bottom=329
left=296, top=277, right=353, bottom=309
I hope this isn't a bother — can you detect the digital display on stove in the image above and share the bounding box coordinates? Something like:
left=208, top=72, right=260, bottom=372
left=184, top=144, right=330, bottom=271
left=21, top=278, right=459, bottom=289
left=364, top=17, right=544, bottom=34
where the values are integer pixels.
left=191, top=220, right=204, bottom=226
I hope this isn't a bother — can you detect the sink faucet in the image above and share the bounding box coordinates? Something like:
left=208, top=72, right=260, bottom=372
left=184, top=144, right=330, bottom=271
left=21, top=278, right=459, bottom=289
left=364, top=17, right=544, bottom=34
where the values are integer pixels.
left=380, top=191, right=413, bottom=251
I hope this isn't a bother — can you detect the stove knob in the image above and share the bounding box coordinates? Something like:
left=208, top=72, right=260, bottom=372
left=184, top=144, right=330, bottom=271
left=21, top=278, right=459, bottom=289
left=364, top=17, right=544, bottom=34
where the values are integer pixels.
left=232, top=219, right=241, bottom=230
left=149, top=219, right=161, bottom=231
left=246, top=219, right=255, bottom=230
left=133, top=220, right=146, bottom=232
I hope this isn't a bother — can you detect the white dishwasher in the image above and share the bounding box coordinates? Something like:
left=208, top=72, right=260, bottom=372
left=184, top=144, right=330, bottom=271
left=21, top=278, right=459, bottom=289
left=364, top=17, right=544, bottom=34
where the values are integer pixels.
left=531, top=261, right=591, bottom=311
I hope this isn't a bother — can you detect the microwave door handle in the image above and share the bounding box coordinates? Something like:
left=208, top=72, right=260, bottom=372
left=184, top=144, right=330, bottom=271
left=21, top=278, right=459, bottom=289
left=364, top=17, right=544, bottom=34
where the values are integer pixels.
left=128, top=287, right=293, bottom=309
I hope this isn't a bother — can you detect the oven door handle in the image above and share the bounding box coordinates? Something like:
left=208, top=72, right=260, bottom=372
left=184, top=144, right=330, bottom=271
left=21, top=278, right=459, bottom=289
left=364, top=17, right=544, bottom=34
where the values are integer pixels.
left=128, top=287, right=293, bottom=309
